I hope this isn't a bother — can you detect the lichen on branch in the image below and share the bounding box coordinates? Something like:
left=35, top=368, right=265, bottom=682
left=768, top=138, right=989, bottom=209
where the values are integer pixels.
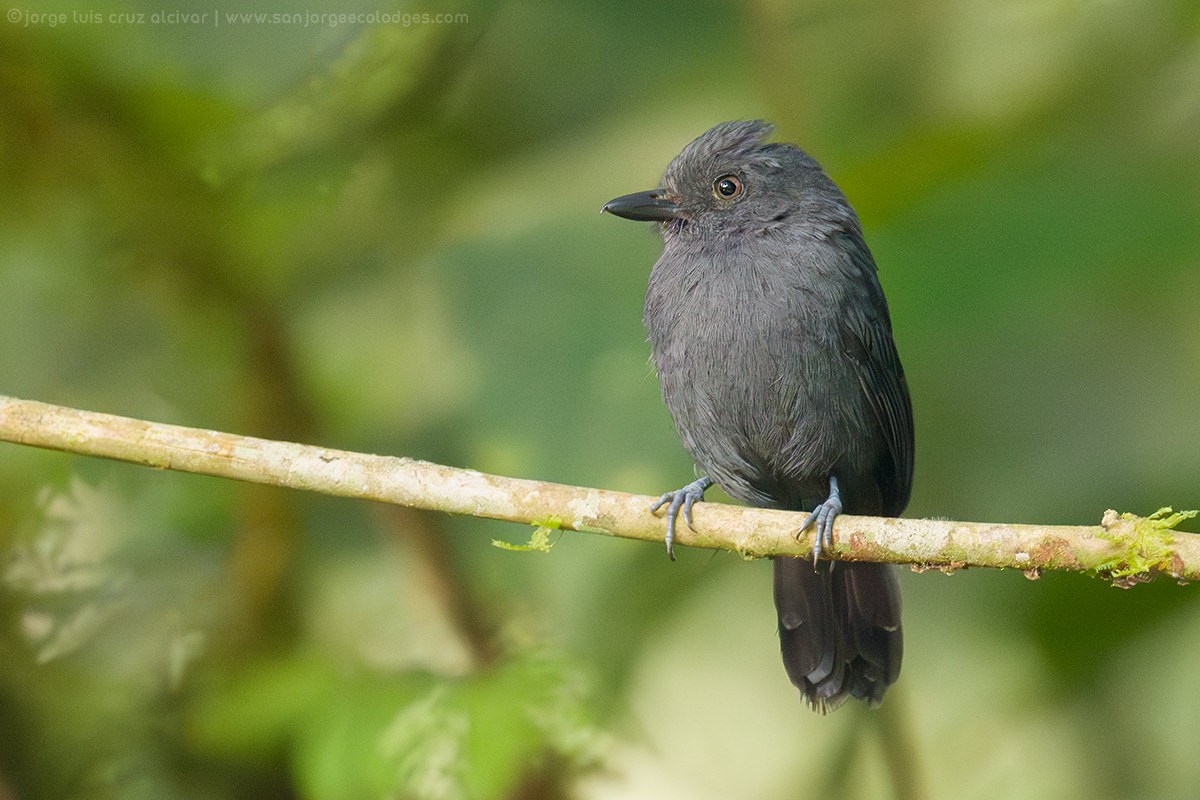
left=1, top=395, right=1197, bottom=583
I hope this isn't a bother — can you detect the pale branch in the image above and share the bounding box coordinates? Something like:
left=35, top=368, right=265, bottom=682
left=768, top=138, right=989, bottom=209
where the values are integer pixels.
left=0, top=394, right=1196, bottom=582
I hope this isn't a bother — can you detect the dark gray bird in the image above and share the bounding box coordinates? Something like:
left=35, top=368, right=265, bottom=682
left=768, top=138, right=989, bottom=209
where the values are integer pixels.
left=603, top=121, right=913, bottom=711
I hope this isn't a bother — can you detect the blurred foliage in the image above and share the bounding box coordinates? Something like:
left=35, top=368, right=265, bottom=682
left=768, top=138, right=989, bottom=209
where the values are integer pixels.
left=1, top=0, right=1199, bottom=798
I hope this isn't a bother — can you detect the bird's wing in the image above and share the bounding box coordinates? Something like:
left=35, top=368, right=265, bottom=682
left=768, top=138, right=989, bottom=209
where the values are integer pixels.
left=838, top=239, right=915, bottom=516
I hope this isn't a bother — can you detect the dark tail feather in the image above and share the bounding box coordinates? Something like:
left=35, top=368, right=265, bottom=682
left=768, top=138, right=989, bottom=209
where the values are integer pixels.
left=773, top=558, right=903, bottom=712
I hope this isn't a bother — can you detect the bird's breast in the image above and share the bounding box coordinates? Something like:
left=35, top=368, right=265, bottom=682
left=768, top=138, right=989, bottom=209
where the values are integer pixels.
left=644, top=247, right=869, bottom=502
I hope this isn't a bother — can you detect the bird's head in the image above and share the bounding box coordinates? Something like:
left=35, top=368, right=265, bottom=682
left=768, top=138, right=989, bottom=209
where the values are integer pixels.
left=603, top=120, right=853, bottom=241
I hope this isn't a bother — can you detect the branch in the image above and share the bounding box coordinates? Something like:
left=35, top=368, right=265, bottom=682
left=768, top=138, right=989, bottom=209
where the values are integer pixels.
left=1, top=395, right=1196, bottom=582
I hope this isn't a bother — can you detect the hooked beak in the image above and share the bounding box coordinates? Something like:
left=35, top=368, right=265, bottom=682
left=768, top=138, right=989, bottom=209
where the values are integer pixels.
left=602, top=189, right=684, bottom=222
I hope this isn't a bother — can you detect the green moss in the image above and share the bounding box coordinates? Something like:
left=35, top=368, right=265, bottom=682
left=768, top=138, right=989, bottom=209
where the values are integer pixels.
left=1094, top=507, right=1197, bottom=580
left=491, top=516, right=561, bottom=553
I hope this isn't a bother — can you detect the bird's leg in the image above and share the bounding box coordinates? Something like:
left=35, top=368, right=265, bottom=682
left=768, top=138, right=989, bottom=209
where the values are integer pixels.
left=649, top=476, right=714, bottom=561
left=799, top=474, right=842, bottom=568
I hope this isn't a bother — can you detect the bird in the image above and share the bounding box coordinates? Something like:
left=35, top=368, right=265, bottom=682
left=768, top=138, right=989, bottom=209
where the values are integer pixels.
left=603, top=120, right=913, bottom=712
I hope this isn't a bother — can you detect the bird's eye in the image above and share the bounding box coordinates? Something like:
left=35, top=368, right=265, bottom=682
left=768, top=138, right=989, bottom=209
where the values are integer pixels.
left=713, top=175, right=743, bottom=199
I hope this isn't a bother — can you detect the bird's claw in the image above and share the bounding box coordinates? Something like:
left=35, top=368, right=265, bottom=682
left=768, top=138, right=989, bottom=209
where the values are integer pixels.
left=650, top=476, right=714, bottom=560
left=799, top=475, right=843, bottom=569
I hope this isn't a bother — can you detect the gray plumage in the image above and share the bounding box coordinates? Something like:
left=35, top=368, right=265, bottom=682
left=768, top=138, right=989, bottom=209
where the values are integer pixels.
left=604, top=121, right=913, bottom=711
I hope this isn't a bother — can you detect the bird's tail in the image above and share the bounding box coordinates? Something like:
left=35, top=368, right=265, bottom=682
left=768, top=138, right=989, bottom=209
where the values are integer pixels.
left=773, top=558, right=902, bottom=712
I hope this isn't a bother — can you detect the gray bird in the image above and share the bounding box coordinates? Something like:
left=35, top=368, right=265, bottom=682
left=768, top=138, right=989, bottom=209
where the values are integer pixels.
left=603, top=120, right=913, bottom=711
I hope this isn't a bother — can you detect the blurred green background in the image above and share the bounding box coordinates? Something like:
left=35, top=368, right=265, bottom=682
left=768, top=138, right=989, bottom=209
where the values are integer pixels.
left=2, top=1, right=1199, bottom=798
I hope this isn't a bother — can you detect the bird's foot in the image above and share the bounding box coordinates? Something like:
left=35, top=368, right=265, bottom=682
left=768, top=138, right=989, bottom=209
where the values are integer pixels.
left=799, top=475, right=842, bottom=568
left=650, top=476, right=714, bottom=560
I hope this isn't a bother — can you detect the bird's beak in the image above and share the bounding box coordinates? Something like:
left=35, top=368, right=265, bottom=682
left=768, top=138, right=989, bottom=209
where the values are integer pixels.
left=602, top=189, right=684, bottom=222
